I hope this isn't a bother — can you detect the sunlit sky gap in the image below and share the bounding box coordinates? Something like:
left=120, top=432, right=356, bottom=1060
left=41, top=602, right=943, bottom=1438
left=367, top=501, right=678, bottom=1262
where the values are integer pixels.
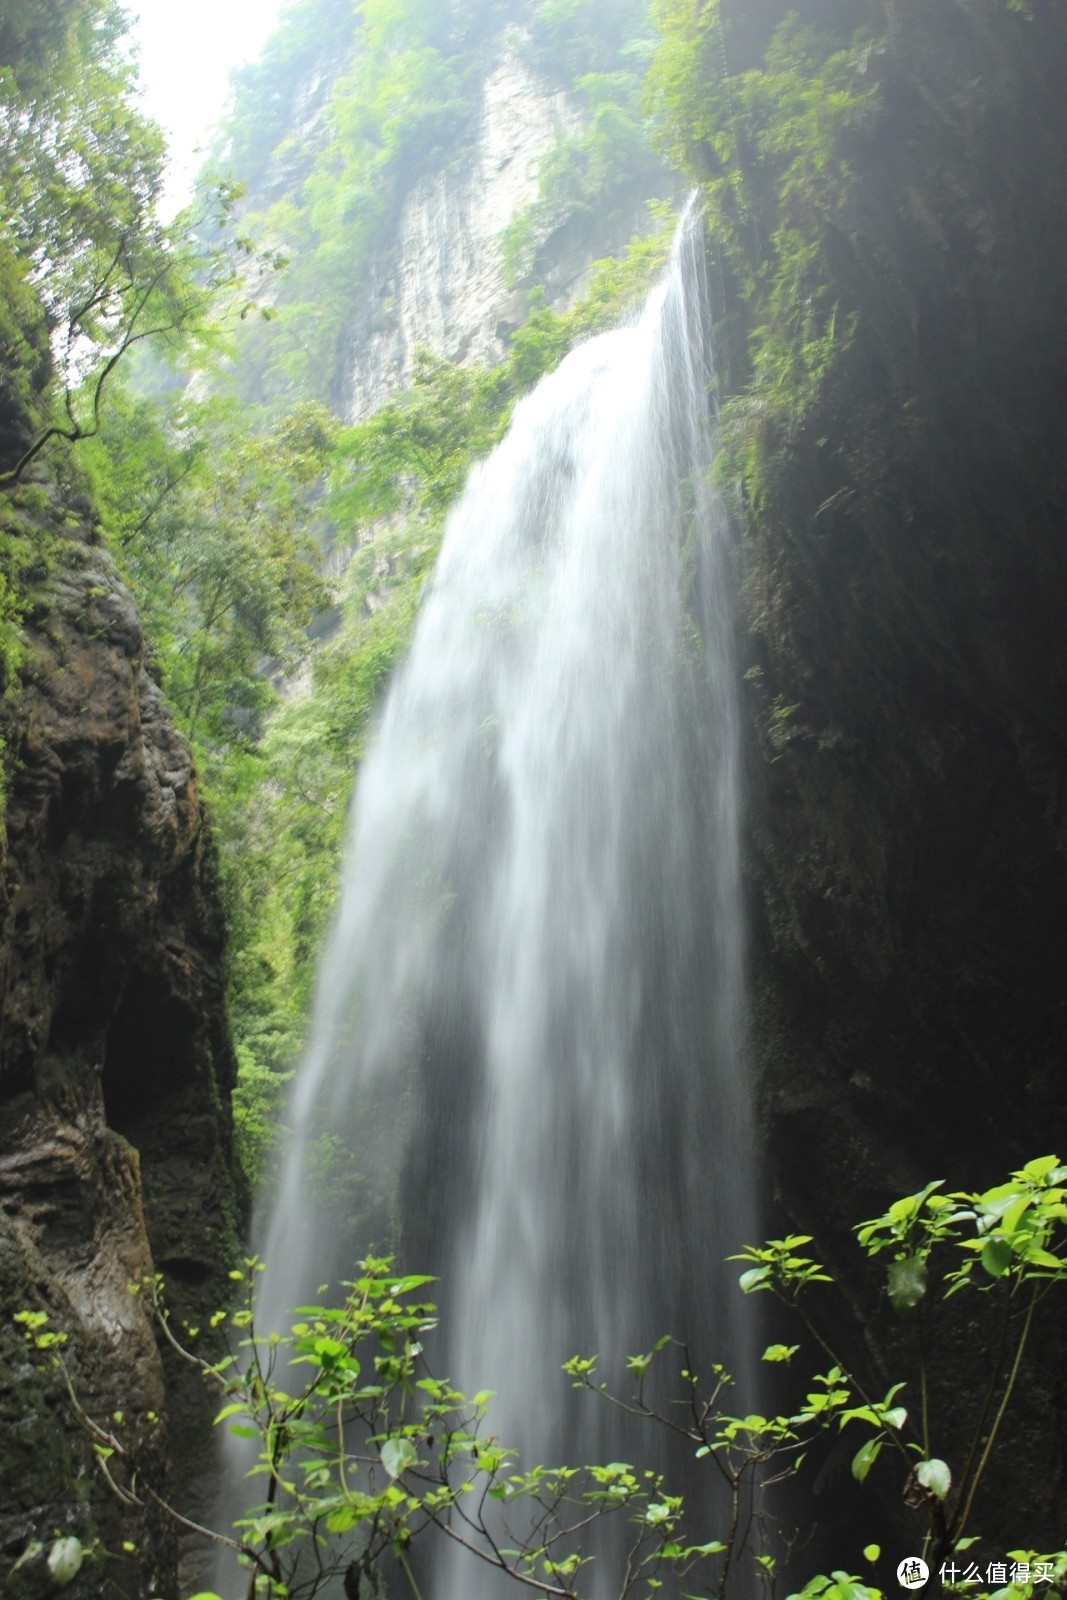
left=128, top=0, right=285, bottom=212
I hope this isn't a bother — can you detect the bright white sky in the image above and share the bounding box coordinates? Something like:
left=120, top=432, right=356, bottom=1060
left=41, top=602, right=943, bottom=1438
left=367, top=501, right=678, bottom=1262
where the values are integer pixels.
left=127, top=0, right=286, bottom=212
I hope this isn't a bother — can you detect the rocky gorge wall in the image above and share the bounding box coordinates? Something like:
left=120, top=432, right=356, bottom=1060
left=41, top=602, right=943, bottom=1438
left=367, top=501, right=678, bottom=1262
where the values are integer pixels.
left=726, top=0, right=1067, bottom=1559
left=0, top=466, right=243, bottom=1597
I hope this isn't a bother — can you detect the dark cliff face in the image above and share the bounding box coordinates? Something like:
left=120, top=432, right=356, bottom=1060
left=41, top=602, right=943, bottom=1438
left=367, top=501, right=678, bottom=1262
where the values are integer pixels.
left=0, top=479, right=243, bottom=1597
left=735, top=0, right=1067, bottom=1555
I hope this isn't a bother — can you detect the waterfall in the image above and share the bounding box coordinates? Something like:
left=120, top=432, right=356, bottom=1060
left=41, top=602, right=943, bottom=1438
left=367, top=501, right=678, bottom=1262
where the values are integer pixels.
left=233, top=203, right=758, bottom=1596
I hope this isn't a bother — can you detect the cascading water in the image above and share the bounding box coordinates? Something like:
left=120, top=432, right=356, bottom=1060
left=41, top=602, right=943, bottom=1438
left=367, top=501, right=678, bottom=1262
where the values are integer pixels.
left=234, top=203, right=758, bottom=1596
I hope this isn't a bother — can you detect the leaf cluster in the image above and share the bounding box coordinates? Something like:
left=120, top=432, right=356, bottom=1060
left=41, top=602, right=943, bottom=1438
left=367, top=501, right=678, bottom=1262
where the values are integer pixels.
left=737, top=1157, right=1067, bottom=1573
left=15, top=1159, right=1067, bottom=1599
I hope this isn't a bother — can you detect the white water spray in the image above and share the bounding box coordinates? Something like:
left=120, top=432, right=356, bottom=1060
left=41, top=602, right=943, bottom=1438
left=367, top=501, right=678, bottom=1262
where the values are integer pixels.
left=229, top=204, right=758, bottom=1597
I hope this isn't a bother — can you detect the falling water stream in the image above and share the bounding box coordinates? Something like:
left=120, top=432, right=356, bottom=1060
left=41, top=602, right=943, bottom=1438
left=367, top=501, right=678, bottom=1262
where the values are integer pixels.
left=230, top=204, right=758, bottom=1598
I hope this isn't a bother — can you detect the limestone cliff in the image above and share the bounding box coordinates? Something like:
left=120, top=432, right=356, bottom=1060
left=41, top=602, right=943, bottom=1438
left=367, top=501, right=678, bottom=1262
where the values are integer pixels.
left=220, top=0, right=668, bottom=421
left=343, top=36, right=661, bottom=419
left=0, top=475, right=242, bottom=1597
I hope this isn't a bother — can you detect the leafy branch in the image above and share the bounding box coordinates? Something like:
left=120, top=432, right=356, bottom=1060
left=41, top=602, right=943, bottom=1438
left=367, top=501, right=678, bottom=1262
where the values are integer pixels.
left=12, top=1158, right=1067, bottom=1600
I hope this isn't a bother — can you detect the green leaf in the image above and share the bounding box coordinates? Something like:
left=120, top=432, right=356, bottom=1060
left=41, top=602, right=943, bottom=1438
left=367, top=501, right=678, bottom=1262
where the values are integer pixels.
left=887, top=1255, right=927, bottom=1311
left=46, top=1540, right=83, bottom=1587
left=762, top=1343, right=800, bottom=1363
left=1022, top=1155, right=1061, bottom=1180
left=1021, top=1247, right=1066, bottom=1271
left=916, top=1457, right=951, bottom=1500
left=214, top=1402, right=249, bottom=1424
left=380, top=1436, right=418, bottom=1479
left=981, top=1239, right=1013, bottom=1279
left=863, top=1545, right=880, bottom=1564
left=739, top=1265, right=771, bottom=1293
left=851, top=1437, right=882, bottom=1484
left=1000, top=1194, right=1033, bottom=1236
left=839, top=1405, right=881, bottom=1428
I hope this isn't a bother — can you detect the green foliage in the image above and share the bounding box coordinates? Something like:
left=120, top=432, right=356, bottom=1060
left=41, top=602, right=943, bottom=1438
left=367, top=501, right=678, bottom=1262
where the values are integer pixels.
left=330, top=351, right=508, bottom=527
left=84, top=389, right=332, bottom=746
left=0, top=474, right=63, bottom=840
left=80, top=382, right=340, bottom=1183
left=0, top=0, right=274, bottom=483
left=647, top=2, right=878, bottom=491
left=230, top=1051, right=295, bottom=1193
left=738, top=1157, right=1067, bottom=1570
left=0, top=240, right=50, bottom=442
left=216, top=576, right=424, bottom=1129
left=13, top=1161, right=1067, bottom=1598
left=20, top=1258, right=711, bottom=1599
left=219, top=0, right=360, bottom=195
left=0, top=556, right=22, bottom=836
left=0, top=498, right=32, bottom=710
left=501, top=4, right=667, bottom=289
left=524, top=0, right=654, bottom=85
left=788, top=1578, right=879, bottom=1600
